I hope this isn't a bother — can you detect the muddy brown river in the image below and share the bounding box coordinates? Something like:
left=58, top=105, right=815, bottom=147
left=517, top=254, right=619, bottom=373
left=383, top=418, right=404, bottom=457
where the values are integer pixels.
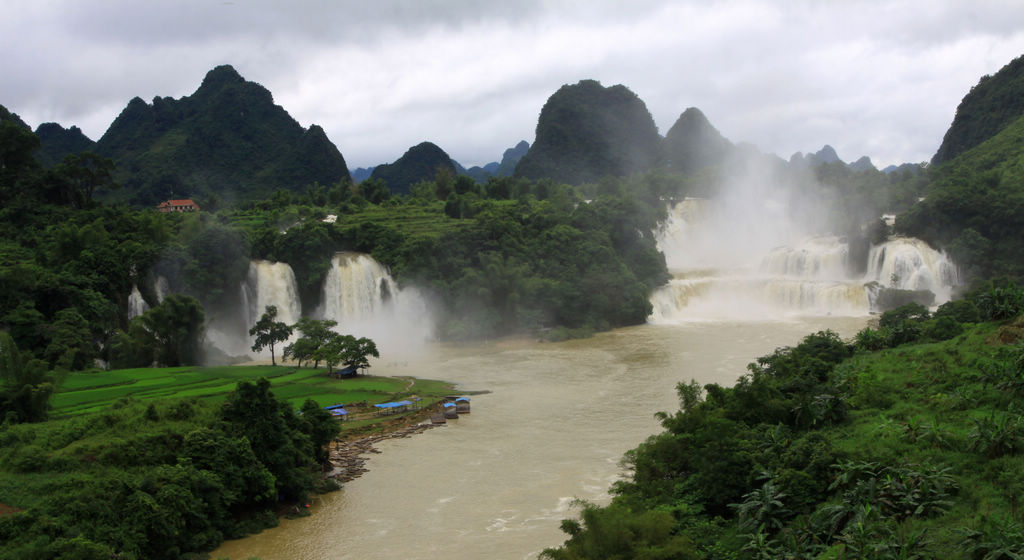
left=213, top=317, right=866, bottom=560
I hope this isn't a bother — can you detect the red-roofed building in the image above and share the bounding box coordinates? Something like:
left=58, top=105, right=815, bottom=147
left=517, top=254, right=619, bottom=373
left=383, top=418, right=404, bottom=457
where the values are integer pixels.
left=157, top=199, right=200, bottom=213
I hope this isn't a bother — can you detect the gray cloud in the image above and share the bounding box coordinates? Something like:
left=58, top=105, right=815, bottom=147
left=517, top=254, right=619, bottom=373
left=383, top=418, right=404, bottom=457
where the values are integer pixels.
left=3, top=0, right=1024, bottom=169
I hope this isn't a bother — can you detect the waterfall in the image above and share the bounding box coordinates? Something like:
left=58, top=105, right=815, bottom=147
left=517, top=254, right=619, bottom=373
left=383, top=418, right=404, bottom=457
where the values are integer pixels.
left=319, top=252, right=433, bottom=355
left=865, top=238, right=959, bottom=302
left=760, top=237, right=849, bottom=280
left=154, top=276, right=169, bottom=303
left=650, top=200, right=959, bottom=323
left=245, top=260, right=302, bottom=328
left=203, top=260, right=303, bottom=360
left=127, top=285, right=149, bottom=319
left=319, top=253, right=394, bottom=322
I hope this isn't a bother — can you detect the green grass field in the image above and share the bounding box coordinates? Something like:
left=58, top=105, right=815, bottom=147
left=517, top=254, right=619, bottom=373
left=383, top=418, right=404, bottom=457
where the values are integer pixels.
left=52, top=365, right=454, bottom=417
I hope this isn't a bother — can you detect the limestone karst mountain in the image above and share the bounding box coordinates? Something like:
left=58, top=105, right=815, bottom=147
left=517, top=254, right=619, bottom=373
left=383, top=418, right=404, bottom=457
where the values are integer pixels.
left=514, top=80, right=662, bottom=184
left=369, top=141, right=458, bottom=195
left=94, top=64, right=351, bottom=206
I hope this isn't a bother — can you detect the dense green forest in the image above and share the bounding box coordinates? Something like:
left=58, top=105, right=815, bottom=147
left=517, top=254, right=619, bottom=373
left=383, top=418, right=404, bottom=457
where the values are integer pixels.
left=542, top=289, right=1024, bottom=559
left=0, top=376, right=339, bottom=559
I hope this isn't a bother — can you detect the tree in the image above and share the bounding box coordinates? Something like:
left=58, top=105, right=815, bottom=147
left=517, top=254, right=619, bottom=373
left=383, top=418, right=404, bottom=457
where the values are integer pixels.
left=340, top=335, right=379, bottom=372
left=137, top=294, right=206, bottom=367
left=314, top=332, right=379, bottom=374
left=219, top=378, right=316, bottom=501
left=249, top=305, right=293, bottom=366
left=283, top=317, right=337, bottom=368
left=51, top=152, right=117, bottom=209
left=0, top=331, right=55, bottom=423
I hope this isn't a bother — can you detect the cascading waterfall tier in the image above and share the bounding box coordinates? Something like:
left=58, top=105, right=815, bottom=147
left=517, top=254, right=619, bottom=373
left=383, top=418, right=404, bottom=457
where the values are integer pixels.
left=865, top=238, right=958, bottom=302
left=319, top=252, right=395, bottom=323
left=651, top=199, right=959, bottom=323
left=205, top=260, right=303, bottom=359
left=319, top=252, right=434, bottom=355
left=244, top=260, right=302, bottom=328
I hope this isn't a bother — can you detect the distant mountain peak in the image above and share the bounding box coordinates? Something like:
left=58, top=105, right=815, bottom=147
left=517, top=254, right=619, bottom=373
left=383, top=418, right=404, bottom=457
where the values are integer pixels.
left=370, top=141, right=457, bottom=194
left=663, top=107, right=733, bottom=174
left=678, top=106, right=712, bottom=126
left=816, top=144, right=840, bottom=163
left=200, top=65, right=245, bottom=89
left=514, top=79, right=660, bottom=183
left=849, top=155, right=876, bottom=172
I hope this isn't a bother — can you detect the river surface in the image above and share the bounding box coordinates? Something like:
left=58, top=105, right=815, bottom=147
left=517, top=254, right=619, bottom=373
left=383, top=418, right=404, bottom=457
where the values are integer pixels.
left=213, top=316, right=866, bottom=560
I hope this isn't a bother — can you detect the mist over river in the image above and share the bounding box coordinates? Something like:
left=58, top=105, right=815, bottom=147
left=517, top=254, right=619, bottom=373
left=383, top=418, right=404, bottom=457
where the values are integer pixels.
left=213, top=316, right=867, bottom=560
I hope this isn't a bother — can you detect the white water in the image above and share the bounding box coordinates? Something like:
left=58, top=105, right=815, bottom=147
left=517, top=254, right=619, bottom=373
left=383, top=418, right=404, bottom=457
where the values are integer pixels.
left=245, top=260, right=303, bottom=329
left=866, top=237, right=959, bottom=301
left=652, top=199, right=959, bottom=322
left=154, top=276, right=169, bottom=303
left=319, top=252, right=434, bottom=355
left=199, top=254, right=433, bottom=360
left=204, top=260, right=303, bottom=359
left=127, top=285, right=149, bottom=319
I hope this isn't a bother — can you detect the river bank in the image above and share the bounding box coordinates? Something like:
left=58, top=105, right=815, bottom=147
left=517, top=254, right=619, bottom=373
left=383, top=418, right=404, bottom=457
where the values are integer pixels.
left=326, top=420, right=441, bottom=483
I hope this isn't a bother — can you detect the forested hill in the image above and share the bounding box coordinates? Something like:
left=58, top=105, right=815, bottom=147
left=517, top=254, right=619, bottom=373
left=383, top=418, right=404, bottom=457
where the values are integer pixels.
left=93, top=64, right=351, bottom=207
left=33, top=123, right=95, bottom=168
left=932, top=54, right=1024, bottom=166
left=898, top=111, right=1024, bottom=280
left=369, top=141, right=458, bottom=195
left=513, top=80, right=663, bottom=184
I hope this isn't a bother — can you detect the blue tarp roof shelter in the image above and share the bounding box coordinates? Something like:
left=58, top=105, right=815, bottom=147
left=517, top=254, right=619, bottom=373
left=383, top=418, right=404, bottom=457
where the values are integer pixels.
left=374, top=400, right=412, bottom=409
left=455, top=397, right=470, bottom=402
left=443, top=402, right=456, bottom=408
left=337, top=365, right=358, bottom=376
left=330, top=409, right=348, bottom=416
left=324, top=404, right=346, bottom=411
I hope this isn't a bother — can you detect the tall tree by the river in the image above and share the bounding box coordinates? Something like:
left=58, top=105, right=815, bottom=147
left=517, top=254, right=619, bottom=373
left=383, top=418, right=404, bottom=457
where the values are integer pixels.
left=249, top=305, right=293, bottom=366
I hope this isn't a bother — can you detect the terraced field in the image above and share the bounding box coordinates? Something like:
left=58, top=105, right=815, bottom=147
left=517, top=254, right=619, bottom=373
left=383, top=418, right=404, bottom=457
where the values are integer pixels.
left=52, top=365, right=453, bottom=416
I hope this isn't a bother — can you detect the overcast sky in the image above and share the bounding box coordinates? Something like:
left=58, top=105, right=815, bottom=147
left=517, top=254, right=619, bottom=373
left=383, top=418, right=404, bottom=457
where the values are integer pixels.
left=3, top=1, right=1024, bottom=169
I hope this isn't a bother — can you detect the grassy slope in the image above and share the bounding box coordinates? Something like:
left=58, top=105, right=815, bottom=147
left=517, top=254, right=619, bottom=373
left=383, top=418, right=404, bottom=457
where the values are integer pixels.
left=800, top=319, right=1023, bottom=555
left=52, top=365, right=453, bottom=415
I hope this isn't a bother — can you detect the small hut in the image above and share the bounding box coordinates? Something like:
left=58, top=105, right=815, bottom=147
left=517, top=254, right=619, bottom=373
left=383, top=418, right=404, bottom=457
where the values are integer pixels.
left=324, top=404, right=348, bottom=421
left=443, top=402, right=459, bottom=419
left=455, top=397, right=471, bottom=414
